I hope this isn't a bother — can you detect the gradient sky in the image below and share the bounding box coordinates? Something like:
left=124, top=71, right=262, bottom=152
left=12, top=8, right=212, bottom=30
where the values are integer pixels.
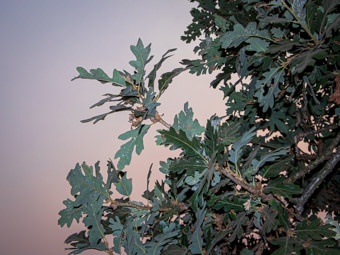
left=0, top=1, right=226, bottom=254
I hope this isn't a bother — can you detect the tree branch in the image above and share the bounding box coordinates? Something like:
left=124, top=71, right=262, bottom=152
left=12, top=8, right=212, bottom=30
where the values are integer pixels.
left=286, top=132, right=340, bottom=184
left=294, top=125, right=337, bottom=141
left=296, top=149, right=340, bottom=216
left=250, top=141, right=280, bottom=150
left=220, top=167, right=275, bottom=202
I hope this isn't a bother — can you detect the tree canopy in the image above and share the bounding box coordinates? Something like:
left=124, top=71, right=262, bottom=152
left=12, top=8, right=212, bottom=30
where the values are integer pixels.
left=59, top=0, right=340, bottom=254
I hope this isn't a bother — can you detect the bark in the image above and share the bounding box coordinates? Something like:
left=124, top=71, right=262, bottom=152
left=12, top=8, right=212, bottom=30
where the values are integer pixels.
left=286, top=132, right=340, bottom=184
left=296, top=150, right=340, bottom=215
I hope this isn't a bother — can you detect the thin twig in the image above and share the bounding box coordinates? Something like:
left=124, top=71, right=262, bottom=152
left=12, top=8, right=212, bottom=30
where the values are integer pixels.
left=152, top=111, right=171, bottom=129
left=158, top=117, right=171, bottom=129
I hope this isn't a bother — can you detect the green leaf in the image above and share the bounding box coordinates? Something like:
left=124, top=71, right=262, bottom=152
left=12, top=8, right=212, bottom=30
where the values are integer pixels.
left=291, top=48, right=328, bottom=73
left=62, top=162, right=110, bottom=246
left=203, top=119, right=225, bottom=160
left=161, top=244, right=188, bottom=255
left=189, top=207, right=206, bottom=254
left=115, top=125, right=150, bottom=170
left=296, top=216, right=336, bottom=240
left=105, top=160, right=120, bottom=190
left=158, top=67, right=187, bottom=96
left=169, top=158, right=206, bottom=175
left=244, top=38, right=270, bottom=53
left=270, top=200, right=289, bottom=230
left=114, top=174, right=132, bottom=196
left=173, top=102, right=205, bottom=140
left=142, top=88, right=160, bottom=117
left=219, top=121, right=241, bottom=146
left=264, top=177, right=302, bottom=199
left=270, top=237, right=298, bottom=255
left=267, top=109, right=290, bottom=133
left=64, top=231, right=106, bottom=255
left=82, top=199, right=106, bottom=246
left=229, top=127, right=256, bottom=165
left=251, top=148, right=289, bottom=175
left=72, top=67, right=127, bottom=87
left=325, top=14, right=340, bottom=38
left=127, top=229, right=147, bottom=255
left=221, top=22, right=271, bottom=49
left=270, top=27, right=286, bottom=39
left=159, top=159, right=172, bottom=174
left=58, top=199, right=83, bottom=228
left=81, top=105, right=131, bottom=124
left=292, top=0, right=307, bottom=27
left=159, top=127, right=206, bottom=162
left=325, top=215, right=340, bottom=240
left=303, top=239, right=339, bottom=255
left=109, top=216, right=124, bottom=254
left=147, top=48, right=177, bottom=89
left=240, top=249, right=254, bottom=255
left=261, top=205, right=279, bottom=234
left=66, top=162, right=108, bottom=203
left=306, top=1, right=324, bottom=34
left=89, top=94, right=120, bottom=109
left=255, top=67, right=285, bottom=112
left=271, top=218, right=338, bottom=255
left=260, top=156, right=293, bottom=178
left=213, top=196, right=244, bottom=213
left=214, top=15, right=228, bottom=32
left=185, top=171, right=201, bottom=186
left=266, top=39, right=303, bottom=54
left=145, top=223, right=181, bottom=255
left=129, top=38, right=152, bottom=84
left=229, top=212, right=248, bottom=242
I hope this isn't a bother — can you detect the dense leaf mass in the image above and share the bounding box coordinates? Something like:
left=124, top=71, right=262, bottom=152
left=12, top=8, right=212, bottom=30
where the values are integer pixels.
left=60, top=0, right=340, bottom=254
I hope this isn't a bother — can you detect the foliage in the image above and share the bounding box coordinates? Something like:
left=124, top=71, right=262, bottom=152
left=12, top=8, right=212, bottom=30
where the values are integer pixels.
left=59, top=0, right=340, bottom=254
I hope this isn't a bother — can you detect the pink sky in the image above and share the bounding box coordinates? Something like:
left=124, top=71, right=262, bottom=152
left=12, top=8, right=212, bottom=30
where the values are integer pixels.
left=0, top=1, right=226, bottom=254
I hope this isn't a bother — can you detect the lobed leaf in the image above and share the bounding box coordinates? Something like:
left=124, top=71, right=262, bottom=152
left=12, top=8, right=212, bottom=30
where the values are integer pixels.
left=159, top=127, right=205, bottom=162
left=221, top=22, right=271, bottom=49
left=147, top=48, right=177, bottom=89
left=229, top=127, right=256, bottom=165
left=81, top=105, right=131, bottom=124
left=254, top=67, right=285, bottom=112
left=173, top=102, right=205, bottom=140
left=189, top=206, right=206, bottom=254
left=115, top=125, right=150, bottom=170
left=295, top=216, right=336, bottom=240
left=129, top=38, right=152, bottom=84
left=72, top=67, right=127, bottom=87
left=58, top=199, right=83, bottom=228
left=114, top=174, right=132, bottom=197
left=251, top=147, right=289, bottom=175
left=264, top=177, right=302, bottom=199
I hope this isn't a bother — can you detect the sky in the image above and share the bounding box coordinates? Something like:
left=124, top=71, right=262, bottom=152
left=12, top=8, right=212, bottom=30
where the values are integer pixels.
left=0, top=1, right=226, bottom=255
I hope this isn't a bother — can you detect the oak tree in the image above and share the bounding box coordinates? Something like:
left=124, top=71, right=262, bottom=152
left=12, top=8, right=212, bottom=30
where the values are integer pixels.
left=59, top=0, right=340, bottom=254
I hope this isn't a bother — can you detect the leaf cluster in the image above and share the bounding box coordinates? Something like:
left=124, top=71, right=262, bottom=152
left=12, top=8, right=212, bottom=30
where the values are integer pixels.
left=60, top=1, right=340, bottom=254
